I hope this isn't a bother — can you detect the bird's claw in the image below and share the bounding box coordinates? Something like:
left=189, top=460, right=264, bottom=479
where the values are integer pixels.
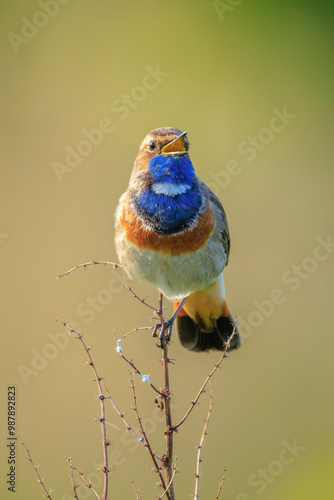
left=159, top=319, right=173, bottom=342
left=152, top=323, right=160, bottom=338
left=152, top=320, right=174, bottom=344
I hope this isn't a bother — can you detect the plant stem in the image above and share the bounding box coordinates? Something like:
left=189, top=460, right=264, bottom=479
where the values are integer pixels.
left=19, top=437, right=53, bottom=499
left=159, top=293, right=175, bottom=500
left=129, top=373, right=168, bottom=493
left=55, top=320, right=111, bottom=500
left=194, top=385, right=213, bottom=500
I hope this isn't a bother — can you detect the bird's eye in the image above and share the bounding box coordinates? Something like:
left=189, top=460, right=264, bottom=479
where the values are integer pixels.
left=148, top=140, right=156, bottom=150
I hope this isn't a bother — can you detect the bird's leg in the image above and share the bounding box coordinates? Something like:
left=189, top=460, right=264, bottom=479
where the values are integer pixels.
left=159, top=296, right=188, bottom=342
left=152, top=323, right=161, bottom=338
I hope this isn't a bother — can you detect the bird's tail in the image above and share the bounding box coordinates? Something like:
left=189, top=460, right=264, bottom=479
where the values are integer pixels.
left=173, top=276, right=241, bottom=352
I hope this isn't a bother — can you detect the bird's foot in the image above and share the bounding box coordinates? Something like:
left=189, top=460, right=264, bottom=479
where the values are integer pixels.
left=152, top=296, right=188, bottom=345
left=152, top=319, right=174, bottom=345
left=159, top=318, right=174, bottom=343
left=152, top=323, right=160, bottom=338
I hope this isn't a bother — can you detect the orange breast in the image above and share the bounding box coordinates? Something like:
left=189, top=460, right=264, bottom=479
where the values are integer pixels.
left=119, top=204, right=215, bottom=256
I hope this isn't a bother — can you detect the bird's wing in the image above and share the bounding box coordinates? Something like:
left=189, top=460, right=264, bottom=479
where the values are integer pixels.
left=198, top=179, right=230, bottom=265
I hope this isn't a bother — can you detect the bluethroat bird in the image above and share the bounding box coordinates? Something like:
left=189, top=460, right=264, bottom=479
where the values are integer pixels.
left=115, top=127, right=241, bottom=352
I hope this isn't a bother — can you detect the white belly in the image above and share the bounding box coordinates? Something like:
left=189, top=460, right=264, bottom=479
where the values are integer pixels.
left=115, top=230, right=227, bottom=300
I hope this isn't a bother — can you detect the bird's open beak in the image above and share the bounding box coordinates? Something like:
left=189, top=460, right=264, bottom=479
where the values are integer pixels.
left=161, top=131, right=188, bottom=155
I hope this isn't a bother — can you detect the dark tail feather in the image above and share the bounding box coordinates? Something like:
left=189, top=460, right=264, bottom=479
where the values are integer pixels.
left=176, top=312, right=241, bottom=352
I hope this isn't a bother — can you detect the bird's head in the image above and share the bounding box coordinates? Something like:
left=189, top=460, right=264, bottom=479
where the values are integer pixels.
left=135, top=127, right=189, bottom=163
left=130, top=127, right=195, bottom=193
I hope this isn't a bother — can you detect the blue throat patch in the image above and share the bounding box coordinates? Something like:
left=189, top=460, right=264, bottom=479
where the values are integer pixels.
left=134, top=154, right=202, bottom=234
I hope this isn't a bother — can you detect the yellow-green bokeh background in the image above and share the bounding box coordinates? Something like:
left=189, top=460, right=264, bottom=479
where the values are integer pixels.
left=1, top=1, right=334, bottom=498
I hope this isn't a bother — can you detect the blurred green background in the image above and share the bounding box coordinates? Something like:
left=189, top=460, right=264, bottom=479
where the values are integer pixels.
left=1, top=0, right=333, bottom=498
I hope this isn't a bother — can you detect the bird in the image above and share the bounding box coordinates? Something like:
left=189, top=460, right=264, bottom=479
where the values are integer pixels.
left=114, top=127, right=241, bottom=352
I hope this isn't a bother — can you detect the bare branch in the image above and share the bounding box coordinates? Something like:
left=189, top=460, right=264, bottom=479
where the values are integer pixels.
left=56, top=319, right=111, bottom=500
left=67, top=457, right=101, bottom=500
left=116, top=338, right=164, bottom=397
left=194, top=385, right=213, bottom=500
left=121, top=326, right=152, bottom=339
left=123, top=284, right=158, bottom=312
left=19, top=437, right=53, bottom=499
left=102, top=380, right=144, bottom=446
left=129, top=372, right=168, bottom=494
left=158, top=457, right=177, bottom=500
left=173, top=328, right=236, bottom=431
left=132, top=480, right=141, bottom=500
left=57, top=260, right=121, bottom=279
left=158, top=293, right=175, bottom=500
left=68, top=456, right=80, bottom=500
left=51, top=268, right=234, bottom=500
left=215, top=468, right=227, bottom=500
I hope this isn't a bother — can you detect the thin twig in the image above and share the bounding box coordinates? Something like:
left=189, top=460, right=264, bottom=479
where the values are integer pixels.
left=102, top=380, right=144, bottom=445
left=132, top=480, right=141, bottom=500
left=116, top=341, right=164, bottom=397
left=123, top=284, right=158, bottom=312
left=173, top=328, right=236, bottom=431
left=68, top=457, right=101, bottom=500
left=68, top=456, right=80, bottom=500
left=129, top=372, right=168, bottom=494
left=215, top=468, right=227, bottom=500
left=56, top=319, right=111, bottom=500
left=121, top=326, right=152, bottom=339
left=19, top=437, right=53, bottom=499
left=57, top=261, right=121, bottom=279
left=159, top=458, right=177, bottom=500
left=159, top=293, right=175, bottom=500
left=194, top=385, right=213, bottom=500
